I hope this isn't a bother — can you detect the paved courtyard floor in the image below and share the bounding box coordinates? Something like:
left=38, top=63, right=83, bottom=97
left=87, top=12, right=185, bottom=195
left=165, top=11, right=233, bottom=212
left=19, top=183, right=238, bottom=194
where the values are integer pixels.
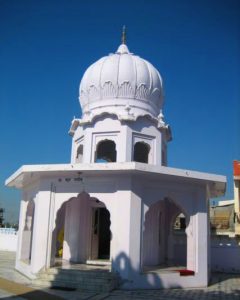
left=0, top=251, right=240, bottom=299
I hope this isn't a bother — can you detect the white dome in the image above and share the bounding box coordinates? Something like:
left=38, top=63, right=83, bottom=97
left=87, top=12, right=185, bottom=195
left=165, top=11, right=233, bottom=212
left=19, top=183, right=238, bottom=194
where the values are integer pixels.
left=79, top=44, right=163, bottom=123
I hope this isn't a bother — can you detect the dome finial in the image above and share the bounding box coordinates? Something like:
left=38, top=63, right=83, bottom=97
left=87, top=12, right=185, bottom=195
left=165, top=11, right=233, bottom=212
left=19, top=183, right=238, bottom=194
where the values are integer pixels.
left=121, top=25, right=126, bottom=44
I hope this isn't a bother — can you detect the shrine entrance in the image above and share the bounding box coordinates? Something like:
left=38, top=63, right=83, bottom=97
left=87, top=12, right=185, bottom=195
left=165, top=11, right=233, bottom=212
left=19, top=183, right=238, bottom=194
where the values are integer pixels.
left=91, top=207, right=111, bottom=260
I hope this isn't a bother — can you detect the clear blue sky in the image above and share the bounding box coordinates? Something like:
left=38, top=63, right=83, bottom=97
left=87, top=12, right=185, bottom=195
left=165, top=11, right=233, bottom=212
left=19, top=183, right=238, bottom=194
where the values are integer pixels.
left=0, top=0, right=239, bottom=223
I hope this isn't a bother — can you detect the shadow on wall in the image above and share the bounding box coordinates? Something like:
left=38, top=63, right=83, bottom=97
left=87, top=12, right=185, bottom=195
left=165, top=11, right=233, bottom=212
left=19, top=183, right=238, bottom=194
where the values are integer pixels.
left=112, top=251, right=163, bottom=289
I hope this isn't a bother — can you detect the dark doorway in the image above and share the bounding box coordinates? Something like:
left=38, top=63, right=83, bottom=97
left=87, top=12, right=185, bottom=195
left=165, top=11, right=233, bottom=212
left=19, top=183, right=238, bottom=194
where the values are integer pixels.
left=98, top=208, right=111, bottom=259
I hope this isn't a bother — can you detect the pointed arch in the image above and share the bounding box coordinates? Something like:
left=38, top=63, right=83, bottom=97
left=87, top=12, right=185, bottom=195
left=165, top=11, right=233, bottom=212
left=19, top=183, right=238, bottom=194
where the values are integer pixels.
left=133, top=141, right=150, bottom=163
left=51, top=192, right=112, bottom=266
left=142, top=197, right=188, bottom=270
left=76, top=144, right=83, bottom=163
left=95, top=139, right=116, bottom=162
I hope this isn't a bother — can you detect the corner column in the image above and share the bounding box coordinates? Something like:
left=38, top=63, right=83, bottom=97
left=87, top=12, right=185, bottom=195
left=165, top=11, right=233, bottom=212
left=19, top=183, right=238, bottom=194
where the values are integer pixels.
left=30, top=188, right=51, bottom=274
left=15, top=195, right=28, bottom=262
left=190, top=189, right=209, bottom=286
left=111, top=176, right=142, bottom=281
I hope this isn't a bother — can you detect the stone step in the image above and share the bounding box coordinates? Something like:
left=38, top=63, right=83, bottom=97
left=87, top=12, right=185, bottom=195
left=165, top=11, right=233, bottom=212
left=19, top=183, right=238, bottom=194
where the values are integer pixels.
left=37, top=273, right=117, bottom=284
left=41, top=268, right=113, bottom=278
left=32, top=268, right=120, bottom=292
left=86, top=260, right=111, bottom=266
left=38, top=274, right=115, bottom=283
left=32, top=279, right=117, bottom=292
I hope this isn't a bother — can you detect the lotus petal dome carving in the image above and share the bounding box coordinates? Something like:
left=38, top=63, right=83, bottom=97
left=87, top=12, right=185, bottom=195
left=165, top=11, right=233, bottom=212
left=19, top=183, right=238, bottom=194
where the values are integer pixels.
left=79, top=44, right=164, bottom=123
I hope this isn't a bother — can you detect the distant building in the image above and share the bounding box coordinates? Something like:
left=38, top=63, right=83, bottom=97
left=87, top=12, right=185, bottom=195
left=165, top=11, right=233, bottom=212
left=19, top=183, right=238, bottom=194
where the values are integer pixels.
left=210, top=161, right=240, bottom=237
left=210, top=200, right=235, bottom=234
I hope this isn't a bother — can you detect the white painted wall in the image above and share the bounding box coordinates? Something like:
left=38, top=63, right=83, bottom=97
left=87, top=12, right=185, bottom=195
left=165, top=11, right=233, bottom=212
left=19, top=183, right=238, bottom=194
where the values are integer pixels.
left=160, top=233, right=240, bottom=274
left=211, top=236, right=240, bottom=273
left=0, top=229, right=18, bottom=251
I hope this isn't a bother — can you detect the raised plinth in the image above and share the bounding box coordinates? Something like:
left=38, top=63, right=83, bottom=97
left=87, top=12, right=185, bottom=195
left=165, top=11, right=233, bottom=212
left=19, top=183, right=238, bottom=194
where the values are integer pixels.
left=32, top=266, right=120, bottom=292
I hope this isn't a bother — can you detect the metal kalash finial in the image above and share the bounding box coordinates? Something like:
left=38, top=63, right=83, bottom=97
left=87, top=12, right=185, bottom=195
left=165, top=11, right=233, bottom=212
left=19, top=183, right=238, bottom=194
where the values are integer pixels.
left=121, top=25, right=126, bottom=44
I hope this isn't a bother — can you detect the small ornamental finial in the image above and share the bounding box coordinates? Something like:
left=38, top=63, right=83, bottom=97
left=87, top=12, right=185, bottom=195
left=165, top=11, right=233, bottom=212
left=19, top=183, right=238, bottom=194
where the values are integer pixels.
left=121, top=25, right=126, bottom=44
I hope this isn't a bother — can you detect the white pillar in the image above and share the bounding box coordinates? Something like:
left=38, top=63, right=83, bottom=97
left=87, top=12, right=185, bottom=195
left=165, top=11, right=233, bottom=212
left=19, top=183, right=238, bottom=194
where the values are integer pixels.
left=195, top=210, right=209, bottom=285
left=16, top=196, right=27, bottom=262
left=30, top=190, right=51, bottom=274
left=111, top=178, right=142, bottom=280
left=186, top=189, right=209, bottom=286
left=63, top=197, right=81, bottom=262
left=63, top=193, right=91, bottom=262
left=186, top=215, right=196, bottom=271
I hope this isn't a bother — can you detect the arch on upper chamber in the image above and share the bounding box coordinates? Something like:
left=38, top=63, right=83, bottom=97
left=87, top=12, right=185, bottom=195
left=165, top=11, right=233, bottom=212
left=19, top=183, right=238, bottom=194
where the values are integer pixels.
left=95, top=139, right=117, bottom=162
left=133, top=141, right=150, bottom=163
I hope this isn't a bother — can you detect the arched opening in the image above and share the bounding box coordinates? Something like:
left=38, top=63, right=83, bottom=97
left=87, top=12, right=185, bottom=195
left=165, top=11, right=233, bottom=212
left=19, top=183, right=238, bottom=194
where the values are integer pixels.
left=52, top=193, right=111, bottom=267
left=142, top=198, right=187, bottom=272
left=21, top=200, right=35, bottom=263
left=133, top=142, right=150, bottom=163
left=95, top=140, right=116, bottom=162
left=173, top=213, right=186, bottom=231
left=76, top=144, right=83, bottom=163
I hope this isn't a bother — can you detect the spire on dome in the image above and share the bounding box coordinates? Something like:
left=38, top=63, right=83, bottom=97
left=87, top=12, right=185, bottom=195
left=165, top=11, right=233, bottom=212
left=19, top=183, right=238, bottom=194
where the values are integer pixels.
left=121, top=25, right=126, bottom=44
left=116, top=26, right=129, bottom=54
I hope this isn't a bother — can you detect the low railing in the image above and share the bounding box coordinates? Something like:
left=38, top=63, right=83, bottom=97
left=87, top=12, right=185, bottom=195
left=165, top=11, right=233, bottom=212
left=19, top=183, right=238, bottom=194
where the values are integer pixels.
left=0, top=228, right=17, bottom=235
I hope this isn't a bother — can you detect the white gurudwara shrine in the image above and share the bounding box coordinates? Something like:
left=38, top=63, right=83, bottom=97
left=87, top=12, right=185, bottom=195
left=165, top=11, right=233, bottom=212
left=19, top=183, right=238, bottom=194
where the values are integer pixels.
left=6, top=32, right=226, bottom=290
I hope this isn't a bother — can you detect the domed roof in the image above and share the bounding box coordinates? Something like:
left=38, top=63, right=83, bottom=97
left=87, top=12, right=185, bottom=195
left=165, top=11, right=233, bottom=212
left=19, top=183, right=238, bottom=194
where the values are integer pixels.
left=79, top=43, right=164, bottom=123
